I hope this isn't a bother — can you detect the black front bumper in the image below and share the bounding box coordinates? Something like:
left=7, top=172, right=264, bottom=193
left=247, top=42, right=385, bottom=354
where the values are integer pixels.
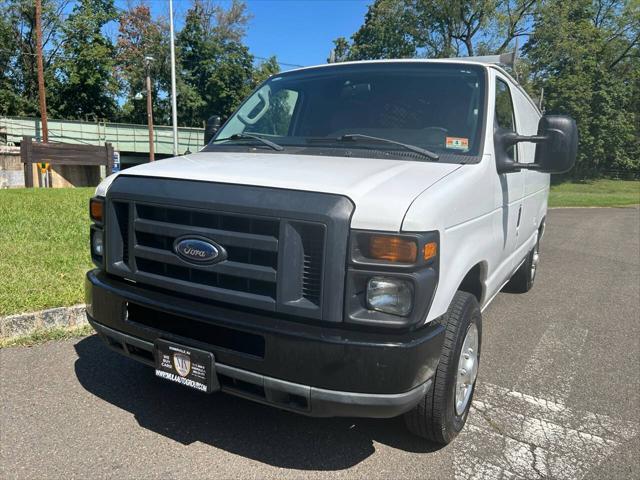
left=85, top=269, right=445, bottom=418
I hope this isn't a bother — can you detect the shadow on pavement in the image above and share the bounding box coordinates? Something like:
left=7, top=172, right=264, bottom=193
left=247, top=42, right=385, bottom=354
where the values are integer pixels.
left=74, top=335, right=442, bottom=470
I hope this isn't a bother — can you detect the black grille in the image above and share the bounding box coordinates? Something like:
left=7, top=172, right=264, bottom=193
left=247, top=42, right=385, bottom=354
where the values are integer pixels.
left=104, top=178, right=353, bottom=322
left=127, top=303, right=265, bottom=357
left=135, top=258, right=277, bottom=298
left=129, top=203, right=280, bottom=304
left=107, top=198, right=329, bottom=316
left=300, top=224, right=324, bottom=305
left=113, top=202, right=130, bottom=266
left=136, top=204, right=279, bottom=237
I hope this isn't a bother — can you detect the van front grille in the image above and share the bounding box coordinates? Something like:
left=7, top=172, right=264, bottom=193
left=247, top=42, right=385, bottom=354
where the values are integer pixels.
left=104, top=177, right=353, bottom=322
left=125, top=202, right=281, bottom=310
left=107, top=198, right=327, bottom=315
left=299, top=224, right=324, bottom=305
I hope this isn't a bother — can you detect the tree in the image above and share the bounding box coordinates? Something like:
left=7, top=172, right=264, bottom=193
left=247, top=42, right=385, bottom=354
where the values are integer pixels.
left=177, top=0, right=255, bottom=126
left=0, top=5, right=21, bottom=115
left=524, top=0, right=639, bottom=177
left=333, top=0, right=419, bottom=60
left=332, top=0, right=538, bottom=60
left=414, top=0, right=539, bottom=56
left=253, top=55, right=280, bottom=85
left=53, top=0, right=118, bottom=119
left=116, top=3, right=171, bottom=124
left=0, top=0, right=67, bottom=117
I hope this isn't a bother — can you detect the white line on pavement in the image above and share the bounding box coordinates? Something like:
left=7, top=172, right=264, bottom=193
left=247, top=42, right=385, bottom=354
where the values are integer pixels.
left=453, top=383, right=638, bottom=480
left=516, top=324, right=589, bottom=405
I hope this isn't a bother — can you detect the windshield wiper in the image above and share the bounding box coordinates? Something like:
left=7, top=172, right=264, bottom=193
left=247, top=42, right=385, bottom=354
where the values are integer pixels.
left=210, top=133, right=284, bottom=151
left=339, top=134, right=439, bottom=160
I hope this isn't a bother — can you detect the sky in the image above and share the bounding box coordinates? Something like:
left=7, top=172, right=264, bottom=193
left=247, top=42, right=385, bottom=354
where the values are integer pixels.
left=112, top=0, right=372, bottom=70
left=243, top=0, right=369, bottom=68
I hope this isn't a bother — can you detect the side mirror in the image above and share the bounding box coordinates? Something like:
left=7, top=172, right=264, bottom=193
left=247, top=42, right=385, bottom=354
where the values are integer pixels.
left=533, top=115, right=578, bottom=174
left=494, top=114, right=578, bottom=174
left=204, top=115, right=222, bottom=144
left=494, top=127, right=521, bottom=173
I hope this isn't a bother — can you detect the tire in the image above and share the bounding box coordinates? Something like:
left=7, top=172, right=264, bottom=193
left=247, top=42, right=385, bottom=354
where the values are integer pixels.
left=404, top=291, right=482, bottom=444
left=504, top=234, right=540, bottom=293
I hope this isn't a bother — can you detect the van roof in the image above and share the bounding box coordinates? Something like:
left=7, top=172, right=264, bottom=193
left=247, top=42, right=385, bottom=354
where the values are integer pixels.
left=287, top=58, right=503, bottom=73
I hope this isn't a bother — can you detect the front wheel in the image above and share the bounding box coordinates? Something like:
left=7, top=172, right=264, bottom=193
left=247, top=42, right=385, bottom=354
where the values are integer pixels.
left=404, top=291, right=482, bottom=444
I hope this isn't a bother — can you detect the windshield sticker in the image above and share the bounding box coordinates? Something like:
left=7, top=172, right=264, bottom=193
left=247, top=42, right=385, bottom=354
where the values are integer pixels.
left=446, top=137, right=469, bottom=151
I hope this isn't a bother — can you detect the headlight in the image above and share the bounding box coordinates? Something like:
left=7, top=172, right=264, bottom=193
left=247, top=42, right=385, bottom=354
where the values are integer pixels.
left=366, top=276, right=414, bottom=316
left=92, top=230, right=104, bottom=256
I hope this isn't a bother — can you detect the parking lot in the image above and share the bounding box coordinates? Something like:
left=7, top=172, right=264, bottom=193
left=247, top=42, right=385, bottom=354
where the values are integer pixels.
left=1, top=207, right=638, bottom=479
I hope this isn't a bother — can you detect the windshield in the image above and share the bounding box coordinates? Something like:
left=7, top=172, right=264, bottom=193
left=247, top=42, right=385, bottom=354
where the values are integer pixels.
left=213, top=63, right=487, bottom=161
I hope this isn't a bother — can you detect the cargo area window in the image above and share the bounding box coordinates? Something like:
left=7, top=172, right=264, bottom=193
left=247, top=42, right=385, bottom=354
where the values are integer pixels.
left=494, top=77, right=518, bottom=161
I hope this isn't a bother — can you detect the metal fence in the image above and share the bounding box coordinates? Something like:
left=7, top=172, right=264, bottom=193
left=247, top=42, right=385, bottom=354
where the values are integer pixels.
left=0, top=116, right=204, bottom=155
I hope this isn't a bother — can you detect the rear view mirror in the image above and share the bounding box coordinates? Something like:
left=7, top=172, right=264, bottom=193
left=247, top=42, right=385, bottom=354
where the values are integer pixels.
left=204, top=115, right=222, bottom=144
left=534, top=115, right=578, bottom=174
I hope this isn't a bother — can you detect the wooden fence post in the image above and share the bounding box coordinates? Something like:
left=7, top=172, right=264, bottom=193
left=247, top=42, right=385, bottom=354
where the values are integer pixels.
left=106, top=142, right=114, bottom=176
left=21, top=136, right=34, bottom=188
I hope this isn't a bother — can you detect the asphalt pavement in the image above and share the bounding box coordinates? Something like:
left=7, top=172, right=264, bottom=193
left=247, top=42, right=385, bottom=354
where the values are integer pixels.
left=1, top=207, right=639, bottom=480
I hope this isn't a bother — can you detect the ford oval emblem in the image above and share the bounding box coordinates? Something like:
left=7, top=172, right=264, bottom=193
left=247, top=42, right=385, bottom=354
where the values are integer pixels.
left=174, top=237, right=222, bottom=264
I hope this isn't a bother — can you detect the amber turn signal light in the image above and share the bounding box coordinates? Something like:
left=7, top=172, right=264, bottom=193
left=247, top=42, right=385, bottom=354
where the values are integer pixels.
left=90, top=198, right=104, bottom=223
left=423, top=242, right=437, bottom=261
left=368, top=235, right=418, bottom=263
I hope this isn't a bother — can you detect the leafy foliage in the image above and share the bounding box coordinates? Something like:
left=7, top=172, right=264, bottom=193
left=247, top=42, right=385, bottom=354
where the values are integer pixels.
left=0, top=0, right=67, bottom=117
left=0, top=5, right=22, bottom=115
left=332, top=0, right=418, bottom=60
left=115, top=4, right=171, bottom=124
left=523, top=0, right=639, bottom=176
left=333, top=0, right=539, bottom=60
left=53, top=0, right=119, bottom=119
left=177, top=0, right=256, bottom=126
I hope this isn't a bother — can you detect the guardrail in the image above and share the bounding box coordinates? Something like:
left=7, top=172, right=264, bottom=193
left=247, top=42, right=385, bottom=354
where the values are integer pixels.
left=0, top=116, right=204, bottom=155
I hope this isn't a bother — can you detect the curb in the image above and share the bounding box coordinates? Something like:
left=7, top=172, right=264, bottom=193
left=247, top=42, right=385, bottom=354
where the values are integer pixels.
left=0, top=305, right=87, bottom=340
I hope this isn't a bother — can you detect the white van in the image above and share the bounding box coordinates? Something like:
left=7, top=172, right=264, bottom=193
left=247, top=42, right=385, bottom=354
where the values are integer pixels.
left=86, top=59, right=577, bottom=444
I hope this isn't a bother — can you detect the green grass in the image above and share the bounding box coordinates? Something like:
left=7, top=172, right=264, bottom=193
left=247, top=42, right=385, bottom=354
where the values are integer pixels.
left=0, top=324, right=94, bottom=348
left=549, top=179, right=640, bottom=207
left=0, top=188, right=94, bottom=317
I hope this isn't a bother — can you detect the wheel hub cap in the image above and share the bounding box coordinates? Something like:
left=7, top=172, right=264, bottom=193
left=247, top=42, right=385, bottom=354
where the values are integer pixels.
left=455, top=323, right=479, bottom=415
left=531, top=243, right=540, bottom=281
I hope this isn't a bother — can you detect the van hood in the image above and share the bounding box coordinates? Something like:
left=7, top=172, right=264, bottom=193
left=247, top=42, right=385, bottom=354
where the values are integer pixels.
left=100, top=151, right=461, bottom=231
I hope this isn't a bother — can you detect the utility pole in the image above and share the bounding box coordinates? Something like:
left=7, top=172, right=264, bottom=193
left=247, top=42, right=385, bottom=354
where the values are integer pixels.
left=144, top=56, right=155, bottom=162
left=35, top=0, right=48, bottom=143
left=169, top=0, right=178, bottom=155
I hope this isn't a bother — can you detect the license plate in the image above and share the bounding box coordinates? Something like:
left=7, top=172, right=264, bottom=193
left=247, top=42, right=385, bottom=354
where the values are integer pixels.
left=154, top=339, right=219, bottom=393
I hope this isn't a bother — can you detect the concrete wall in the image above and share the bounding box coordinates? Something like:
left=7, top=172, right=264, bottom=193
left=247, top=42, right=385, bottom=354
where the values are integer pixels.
left=50, top=165, right=101, bottom=187
left=0, top=146, right=23, bottom=188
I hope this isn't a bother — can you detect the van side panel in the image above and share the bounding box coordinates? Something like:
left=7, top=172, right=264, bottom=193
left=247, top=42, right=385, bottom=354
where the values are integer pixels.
left=511, top=83, right=550, bottom=256
left=402, top=157, right=501, bottom=323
